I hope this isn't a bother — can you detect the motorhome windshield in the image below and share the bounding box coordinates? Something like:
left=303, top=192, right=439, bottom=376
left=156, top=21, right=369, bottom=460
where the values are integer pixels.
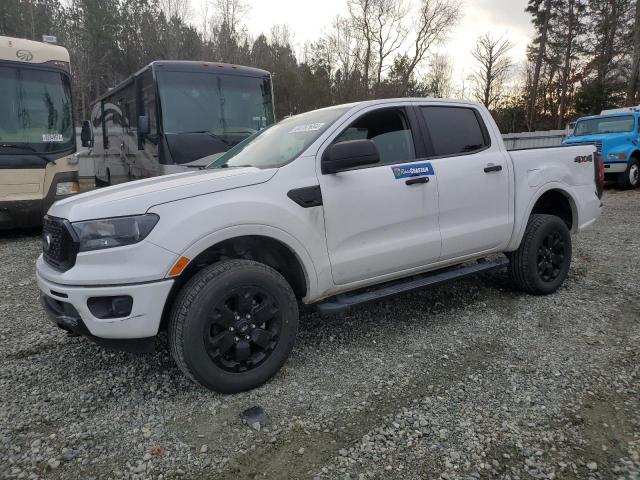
left=573, top=115, right=634, bottom=136
left=0, top=66, right=74, bottom=154
left=156, top=71, right=274, bottom=141
left=208, top=106, right=350, bottom=170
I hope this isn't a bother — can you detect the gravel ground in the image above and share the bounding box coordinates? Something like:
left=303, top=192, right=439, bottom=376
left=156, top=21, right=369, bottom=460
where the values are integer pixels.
left=0, top=188, right=638, bottom=480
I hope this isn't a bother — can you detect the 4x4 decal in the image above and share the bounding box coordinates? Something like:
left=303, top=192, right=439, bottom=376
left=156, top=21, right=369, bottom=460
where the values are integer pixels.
left=574, top=154, right=593, bottom=163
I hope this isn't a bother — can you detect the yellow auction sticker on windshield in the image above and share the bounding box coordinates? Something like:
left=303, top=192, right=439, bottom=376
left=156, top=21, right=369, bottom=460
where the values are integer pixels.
left=42, top=133, right=64, bottom=142
left=289, top=123, right=324, bottom=133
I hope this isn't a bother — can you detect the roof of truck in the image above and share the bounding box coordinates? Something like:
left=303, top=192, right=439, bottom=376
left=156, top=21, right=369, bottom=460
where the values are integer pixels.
left=0, top=36, right=69, bottom=64
left=577, top=111, right=639, bottom=122
left=330, top=97, right=483, bottom=110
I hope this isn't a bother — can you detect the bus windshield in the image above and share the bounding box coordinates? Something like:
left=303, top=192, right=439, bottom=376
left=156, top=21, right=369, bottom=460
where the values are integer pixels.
left=156, top=71, right=274, bottom=141
left=0, top=66, right=74, bottom=153
left=573, top=115, right=635, bottom=136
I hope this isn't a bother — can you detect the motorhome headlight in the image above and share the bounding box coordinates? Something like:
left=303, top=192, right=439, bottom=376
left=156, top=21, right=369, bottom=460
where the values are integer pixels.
left=72, top=214, right=159, bottom=252
left=56, top=181, right=79, bottom=196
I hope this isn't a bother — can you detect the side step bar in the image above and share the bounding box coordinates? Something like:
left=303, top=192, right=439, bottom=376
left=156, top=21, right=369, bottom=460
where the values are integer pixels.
left=316, top=256, right=510, bottom=315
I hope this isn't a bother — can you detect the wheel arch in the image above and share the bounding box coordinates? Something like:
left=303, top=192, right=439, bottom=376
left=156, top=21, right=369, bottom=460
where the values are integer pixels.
left=509, top=184, right=579, bottom=251
left=159, top=227, right=317, bottom=331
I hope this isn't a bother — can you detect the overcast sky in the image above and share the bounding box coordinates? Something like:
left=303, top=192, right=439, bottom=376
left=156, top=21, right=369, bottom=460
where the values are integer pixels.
left=192, top=0, right=534, bottom=88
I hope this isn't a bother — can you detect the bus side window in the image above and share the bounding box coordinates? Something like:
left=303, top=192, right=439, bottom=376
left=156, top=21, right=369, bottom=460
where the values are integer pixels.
left=139, top=69, right=157, bottom=136
left=90, top=102, right=103, bottom=152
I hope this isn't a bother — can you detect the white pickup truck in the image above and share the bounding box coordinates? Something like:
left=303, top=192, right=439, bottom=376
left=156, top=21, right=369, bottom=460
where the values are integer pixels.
left=36, top=98, right=603, bottom=393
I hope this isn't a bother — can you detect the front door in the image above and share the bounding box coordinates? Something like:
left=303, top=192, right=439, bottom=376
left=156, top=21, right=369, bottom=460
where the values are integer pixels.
left=418, top=105, right=511, bottom=259
left=318, top=106, right=441, bottom=285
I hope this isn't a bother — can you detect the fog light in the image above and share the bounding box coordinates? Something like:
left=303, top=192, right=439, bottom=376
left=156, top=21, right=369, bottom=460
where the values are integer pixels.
left=87, top=296, right=133, bottom=319
left=56, top=182, right=79, bottom=196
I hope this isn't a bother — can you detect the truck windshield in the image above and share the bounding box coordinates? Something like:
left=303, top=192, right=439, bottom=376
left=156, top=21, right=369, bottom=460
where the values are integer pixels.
left=156, top=71, right=274, bottom=141
left=0, top=66, right=74, bottom=153
left=573, top=115, right=634, bottom=136
left=208, top=106, right=350, bottom=170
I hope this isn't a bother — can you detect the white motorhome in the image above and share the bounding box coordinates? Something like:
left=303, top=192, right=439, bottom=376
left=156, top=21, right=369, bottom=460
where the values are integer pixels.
left=0, top=36, right=78, bottom=229
left=82, top=61, right=275, bottom=186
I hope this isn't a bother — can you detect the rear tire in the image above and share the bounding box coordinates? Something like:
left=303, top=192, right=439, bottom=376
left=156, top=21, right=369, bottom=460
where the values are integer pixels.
left=617, top=158, right=639, bottom=189
left=509, top=214, right=572, bottom=295
left=168, top=259, right=299, bottom=393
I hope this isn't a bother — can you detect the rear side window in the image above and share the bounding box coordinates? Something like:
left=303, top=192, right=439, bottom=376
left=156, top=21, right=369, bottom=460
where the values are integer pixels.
left=420, top=106, right=488, bottom=157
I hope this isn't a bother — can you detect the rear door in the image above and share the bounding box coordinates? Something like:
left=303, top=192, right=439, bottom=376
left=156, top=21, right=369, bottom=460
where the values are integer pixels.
left=318, top=105, right=441, bottom=285
left=418, top=104, right=511, bottom=259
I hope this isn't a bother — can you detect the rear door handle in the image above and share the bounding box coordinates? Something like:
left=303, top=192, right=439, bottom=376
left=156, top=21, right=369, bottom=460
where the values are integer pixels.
left=405, top=176, right=430, bottom=186
left=484, top=164, right=502, bottom=173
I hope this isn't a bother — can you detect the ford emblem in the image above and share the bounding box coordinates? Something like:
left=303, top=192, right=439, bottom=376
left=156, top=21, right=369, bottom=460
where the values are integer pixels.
left=43, top=233, right=52, bottom=252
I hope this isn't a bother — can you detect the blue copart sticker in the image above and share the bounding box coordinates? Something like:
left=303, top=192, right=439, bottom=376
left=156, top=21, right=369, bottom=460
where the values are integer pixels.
left=391, top=162, right=434, bottom=179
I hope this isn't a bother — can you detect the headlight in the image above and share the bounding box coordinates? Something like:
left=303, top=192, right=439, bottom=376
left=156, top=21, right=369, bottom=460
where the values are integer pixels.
left=607, top=152, right=627, bottom=160
left=72, top=214, right=159, bottom=252
left=56, top=182, right=79, bottom=196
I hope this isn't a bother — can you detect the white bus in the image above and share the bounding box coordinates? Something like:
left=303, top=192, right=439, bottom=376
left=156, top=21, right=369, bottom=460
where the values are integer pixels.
left=0, top=36, right=79, bottom=229
left=82, top=61, right=275, bottom=185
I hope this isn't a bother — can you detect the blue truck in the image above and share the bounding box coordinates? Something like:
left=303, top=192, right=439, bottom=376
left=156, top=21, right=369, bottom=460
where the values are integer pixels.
left=563, top=107, right=640, bottom=189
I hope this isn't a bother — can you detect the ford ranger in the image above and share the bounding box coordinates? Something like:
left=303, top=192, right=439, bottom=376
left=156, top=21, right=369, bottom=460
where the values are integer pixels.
left=36, top=99, right=603, bottom=393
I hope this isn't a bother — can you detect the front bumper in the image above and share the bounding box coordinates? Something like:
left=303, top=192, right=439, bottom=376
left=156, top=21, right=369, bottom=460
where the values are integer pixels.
left=0, top=171, right=78, bottom=230
left=36, top=270, right=174, bottom=340
left=603, top=161, right=627, bottom=174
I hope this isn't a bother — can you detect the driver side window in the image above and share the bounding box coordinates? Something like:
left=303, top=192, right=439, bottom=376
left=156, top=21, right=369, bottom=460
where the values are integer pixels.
left=334, top=108, right=416, bottom=165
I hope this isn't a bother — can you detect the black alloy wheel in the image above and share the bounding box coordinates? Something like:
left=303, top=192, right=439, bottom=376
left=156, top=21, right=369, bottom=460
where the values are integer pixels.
left=169, top=259, right=299, bottom=393
left=205, top=287, right=282, bottom=373
left=536, top=231, right=566, bottom=282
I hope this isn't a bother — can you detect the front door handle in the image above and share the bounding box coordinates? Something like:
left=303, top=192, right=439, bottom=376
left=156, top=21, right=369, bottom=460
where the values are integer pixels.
left=484, top=164, right=502, bottom=173
left=405, top=176, right=430, bottom=186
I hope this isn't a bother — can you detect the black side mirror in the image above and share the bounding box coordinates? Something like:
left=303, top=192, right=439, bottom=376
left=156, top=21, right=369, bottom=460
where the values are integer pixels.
left=80, top=120, right=93, bottom=148
left=321, top=139, right=380, bottom=174
left=138, top=115, right=150, bottom=135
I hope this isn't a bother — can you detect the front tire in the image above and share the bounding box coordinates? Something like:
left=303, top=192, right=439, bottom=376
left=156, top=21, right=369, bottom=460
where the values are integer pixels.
left=168, top=259, right=299, bottom=393
left=509, top=214, right=572, bottom=295
left=617, top=158, right=639, bottom=189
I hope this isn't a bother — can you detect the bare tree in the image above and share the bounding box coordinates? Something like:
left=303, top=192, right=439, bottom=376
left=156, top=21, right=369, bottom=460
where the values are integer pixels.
left=556, top=0, right=585, bottom=128
left=424, top=53, right=453, bottom=98
left=627, top=0, right=640, bottom=105
left=371, top=0, right=408, bottom=91
left=402, top=0, right=461, bottom=88
left=471, top=33, right=513, bottom=109
left=348, top=0, right=375, bottom=94
left=526, top=0, right=552, bottom=129
left=159, top=0, right=191, bottom=22
left=210, top=0, right=249, bottom=39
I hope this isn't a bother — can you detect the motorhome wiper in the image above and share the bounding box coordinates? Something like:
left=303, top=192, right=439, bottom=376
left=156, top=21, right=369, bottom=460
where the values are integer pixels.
left=0, top=144, right=56, bottom=165
left=181, top=130, right=231, bottom=146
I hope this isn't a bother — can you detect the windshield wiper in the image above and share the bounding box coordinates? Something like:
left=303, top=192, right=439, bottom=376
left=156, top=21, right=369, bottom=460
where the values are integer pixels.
left=0, top=144, right=56, bottom=165
left=181, top=130, right=231, bottom=146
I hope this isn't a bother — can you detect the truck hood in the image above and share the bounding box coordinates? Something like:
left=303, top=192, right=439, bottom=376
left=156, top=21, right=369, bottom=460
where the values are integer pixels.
left=49, top=167, right=276, bottom=222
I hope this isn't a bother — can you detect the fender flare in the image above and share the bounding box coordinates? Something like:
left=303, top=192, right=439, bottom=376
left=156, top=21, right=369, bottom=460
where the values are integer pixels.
left=507, top=182, right=579, bottom=252
left=179, top=224, right=319, bottom=301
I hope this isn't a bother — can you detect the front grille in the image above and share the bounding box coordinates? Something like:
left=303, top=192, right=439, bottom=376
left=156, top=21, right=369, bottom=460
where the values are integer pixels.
left=571, top=140, right=602, bottom=154
left=42, top=216, right=79, bottom=272
left=594, top=141, right=602, bottom=155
